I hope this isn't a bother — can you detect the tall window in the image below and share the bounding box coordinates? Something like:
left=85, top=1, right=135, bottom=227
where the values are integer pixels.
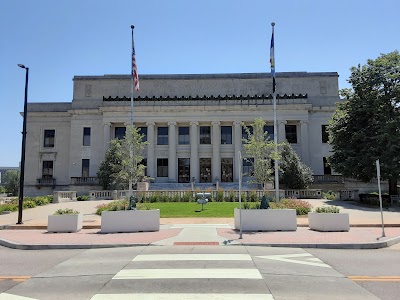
left=221, top=158, right=233, bottom=182
left=140, top=158, right=147, bottom=176
left=157, top=127, right=168, bottom=145
left=242, top=126, right=253, bottom=144
left=83, top=127, right=91, bottom=146
left=264, top=125, right=274, bottom=141
left=200, top=126, right=211, bottom=144
left=157, top=158, right=168, bottom=177
left=322, top=125, right=329, bottom=143
left=285, top=125, right=297, bottom=143
left=44, top=130, right=55, bottom=148
left=242, top=158, right=254, bottom=176
left=115, top=127, right=126, bottom=139
left=138, top=127, right=147, bottom=142
left=178, top=158, right=190, bottom=183
left=178, top=127, right=190, bottom=145
left=323, top=157, right=332, bottom=175
left=82, top=159, right=90, bottom=177
left=221, top=126, right=232, bottom=144
left=42, top=161, right=53, bottom=178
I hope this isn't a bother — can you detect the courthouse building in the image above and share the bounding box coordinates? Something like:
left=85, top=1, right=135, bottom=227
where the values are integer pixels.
left=24, top=72, right=341, bottom=196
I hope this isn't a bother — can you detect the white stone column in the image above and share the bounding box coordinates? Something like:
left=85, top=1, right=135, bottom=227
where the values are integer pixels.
left=103, top=123, right=111, bottom=155
left=233, top=121, right=242, bottom=181
left=168, top=121, right=177, bottom=182
left=146, top=122, right=155, bottom=179
left=300, top=120, right=310, bottom=165
left=190, top=121, right=199, bottom=182
left=278, top=120, right=287, bottom=143
left=212, top=121, right=221, bottom=183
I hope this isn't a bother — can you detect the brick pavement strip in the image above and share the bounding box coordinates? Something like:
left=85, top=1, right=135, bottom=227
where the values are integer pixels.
left=0, top=228, right=183, bottom=246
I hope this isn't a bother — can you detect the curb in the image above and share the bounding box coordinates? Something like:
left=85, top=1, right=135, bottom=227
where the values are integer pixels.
left=1, top=235, right=399, bottom=250
left=0, top=237, right=150, bottom=250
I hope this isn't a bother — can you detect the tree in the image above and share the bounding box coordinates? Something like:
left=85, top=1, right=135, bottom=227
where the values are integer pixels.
left=3, top=170, right=19, bottom=196
left=242, top=118, right=278, bottom=190
left=328, top=51, right=400, bottom=195
left=97, top=126, right=148, bottom=192
left=97, top=140, right=124, bottom=190
left=280, top=142, right=313, bottom=189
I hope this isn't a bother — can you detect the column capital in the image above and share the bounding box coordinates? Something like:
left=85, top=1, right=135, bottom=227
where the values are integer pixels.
left=278, top=120, right=287, bottom=125
left=168, top=121, right=177, bottom=126
left=300, top=120, right=309, bottom=125
left=146, top=122, right=155, bottom=126
left=233, top=121, right=242, bottom=126
left=211, top=121, right=221, bottom=126
left=103, top=122, right=111, bottom=127
left=190, top=121, right=199, bottom=126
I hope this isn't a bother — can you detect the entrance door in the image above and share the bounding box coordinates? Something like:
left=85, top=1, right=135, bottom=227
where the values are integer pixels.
left=221, top=158, right=233, bottom=182
left=199, top=158, right=211, bottom=183
left=323, top=157, right=332, bottom=175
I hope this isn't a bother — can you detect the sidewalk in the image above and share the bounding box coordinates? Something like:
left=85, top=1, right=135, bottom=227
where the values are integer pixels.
left=0, top=199, right=399, bottom=250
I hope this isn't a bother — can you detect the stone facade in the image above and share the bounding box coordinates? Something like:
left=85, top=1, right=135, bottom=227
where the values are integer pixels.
left=23, top=72, right=341, bottom=196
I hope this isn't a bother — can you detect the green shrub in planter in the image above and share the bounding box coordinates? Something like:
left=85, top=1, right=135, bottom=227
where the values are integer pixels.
left=322, top=191, right=336, bottom=200
left=54, top=208, right=80, bottom=215
left=315, top=206, right=340, bottom=213
left=23, top=200, right=37, bottom=209
left=77, top=195, right=90, bottom=201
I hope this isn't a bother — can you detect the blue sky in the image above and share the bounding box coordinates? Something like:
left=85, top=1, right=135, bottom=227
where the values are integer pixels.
left=1, top=0, right=399, bottom=166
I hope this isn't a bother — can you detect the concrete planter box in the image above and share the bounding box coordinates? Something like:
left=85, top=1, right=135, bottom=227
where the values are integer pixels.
left=47, top=214, right=83, bottom=233
left=101, top=210, right=160, bottom=233
left=234, top=208, right=297, bottom=231
left=308, top=212, right=350, bottom=232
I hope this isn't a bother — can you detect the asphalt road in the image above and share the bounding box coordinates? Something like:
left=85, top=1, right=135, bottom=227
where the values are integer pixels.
left=1, top=245, right=394, bottom=300
left=308, top=243, right=400, bottom=300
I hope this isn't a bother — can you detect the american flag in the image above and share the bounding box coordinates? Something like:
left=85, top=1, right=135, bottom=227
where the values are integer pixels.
left=132, top=33, right=140, bottom=91
left=270, top=23, right=276, bottom=93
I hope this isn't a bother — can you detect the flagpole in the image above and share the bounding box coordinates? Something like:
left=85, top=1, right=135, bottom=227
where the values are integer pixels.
left=376, top=159, right=386, bottom=238
left=271, top=22, right=280, bottom=203
left=129, top=25, right=135, bottom=198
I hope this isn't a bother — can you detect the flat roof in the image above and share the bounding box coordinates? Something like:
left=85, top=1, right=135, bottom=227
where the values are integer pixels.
left=73, top=72, right=339, bottom=81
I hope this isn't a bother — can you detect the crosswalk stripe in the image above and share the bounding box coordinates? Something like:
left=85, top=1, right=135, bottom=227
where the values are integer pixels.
left=91, top=293, right=274, bottom=299
left=113, top=269, right=262, bottom=280
left=132, top=254, right=252, bottom=261
left=0, top=294, right=38, bottom=300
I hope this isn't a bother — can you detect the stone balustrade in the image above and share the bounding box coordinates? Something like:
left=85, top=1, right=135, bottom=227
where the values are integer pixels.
left=285, top=189, right=322, bottom=199
left=53, top=191, right=77, bottom=203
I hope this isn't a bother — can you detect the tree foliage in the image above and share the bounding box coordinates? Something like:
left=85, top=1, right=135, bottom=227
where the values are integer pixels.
left=97, top=126, right=148, bottom=190
left=279, top=142, right=313, bottom=189
left=328, top=51, right=400, bottom=194
left=242, top=118, right=278, bottom=188
left=3, top=170, right=19, bottom=196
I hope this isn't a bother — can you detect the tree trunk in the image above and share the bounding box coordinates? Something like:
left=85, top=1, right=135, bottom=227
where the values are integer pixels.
left=388, top=178, right=398, bottom=195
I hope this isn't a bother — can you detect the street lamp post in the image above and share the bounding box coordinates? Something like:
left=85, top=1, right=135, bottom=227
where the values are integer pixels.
left=17, top=64, right=29, bottom=224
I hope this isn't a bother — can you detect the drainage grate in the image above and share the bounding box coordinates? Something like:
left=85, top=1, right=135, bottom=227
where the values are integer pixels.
left=173, top=242, right=219, bottom=246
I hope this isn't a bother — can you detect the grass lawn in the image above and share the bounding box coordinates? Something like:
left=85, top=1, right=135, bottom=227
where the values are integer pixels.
left=138, top=202, right=240, bottom=218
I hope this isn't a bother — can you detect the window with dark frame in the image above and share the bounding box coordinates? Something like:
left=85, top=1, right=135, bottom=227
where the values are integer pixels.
left=44, top=130, right=55, bottom=147
left=285, top=125, right=298, bottom=143
left=157, top=158, right=168, bottom=177
left=322, top=125, right=329, bottom=143
left=264, top=125, right=274, bottom=141
left=140, top=158, right=147, bottom=176
left=138, top=127, right=147, bottom=142
left=178, top=127, right=190, bottom=145
left=242, top=158, right=254, bottom=176
left=178, top=158, right=190, bottom=183
left=83, top=127, right=91, bottom=146
left=221, top=126, right=232, bottom=144
left=115, top=127, right=126, bottom=139
left=82, top=159, right=90, bottom=177
left=42, top=161, right=53, bottom=178
left=157, top=127, right=168, bottom=145
left=200, top=126, right=211, bottom=144
left=242, top=126, right=253, bottom=144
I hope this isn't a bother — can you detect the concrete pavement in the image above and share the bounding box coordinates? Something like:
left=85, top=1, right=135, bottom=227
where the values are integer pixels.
left=0, top=199, right=399, bottom=249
